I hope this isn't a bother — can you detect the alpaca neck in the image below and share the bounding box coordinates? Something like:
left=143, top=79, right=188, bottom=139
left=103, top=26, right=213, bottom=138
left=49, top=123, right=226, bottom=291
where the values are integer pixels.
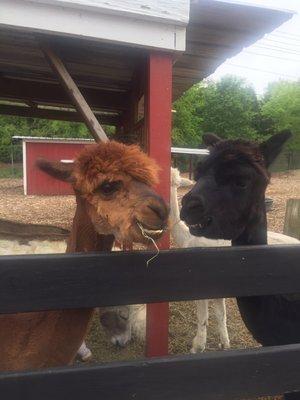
left=170, top=185, right=190, bottom=247
left=67, top=194, right=114, bottom=253
left=170, top=185, right=180, bottom=223
left=232, top=196, right=267, bottom=246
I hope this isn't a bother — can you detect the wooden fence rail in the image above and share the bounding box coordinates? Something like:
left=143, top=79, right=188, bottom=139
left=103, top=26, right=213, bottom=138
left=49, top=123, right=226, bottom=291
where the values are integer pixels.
left=1, top=344, right=300, bottom=400
left=1, top=245, right=300, bottom=400
left=0, top=245, right=300, bottom=314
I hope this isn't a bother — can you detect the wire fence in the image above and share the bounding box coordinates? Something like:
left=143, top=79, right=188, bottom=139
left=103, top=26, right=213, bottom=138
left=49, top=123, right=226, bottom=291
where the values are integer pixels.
left=270, top=151, right=300, bottom=173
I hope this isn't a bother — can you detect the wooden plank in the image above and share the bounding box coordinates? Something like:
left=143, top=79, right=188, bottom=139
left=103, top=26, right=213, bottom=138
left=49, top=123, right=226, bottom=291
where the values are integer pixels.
left=29, top=0, right=190, bottom=25
left=0, top=219, right=70, bottom=241
left=0, top=78, right=127, bottom=111
left=0, top=104, right=120, bottom=125
left=284, top=199, right=300, bottom=240
left=2, top=344, right=300, bottom=399
left=1, top=245, right=300, bottom=314
left=0, top=0, right=186, bottom=51
left=146, top=53, right=172, bottom=357
left=41, top=44, right=108, bottom=143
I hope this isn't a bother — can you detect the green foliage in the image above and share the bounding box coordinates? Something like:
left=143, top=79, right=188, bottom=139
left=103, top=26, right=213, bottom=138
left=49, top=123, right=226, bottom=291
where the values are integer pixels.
left=0, top=115, right=115, bottom=162
left=172, top=75, right=262, bottom=147
left=261, top=80, right=300, bottom=150
left=172, top=76, right=300, bottom=151
left=0, top=164, right=23, bottom=179
left=172, top=84, right=205, bottom=147
left=200, top=76, right=260, bottom=141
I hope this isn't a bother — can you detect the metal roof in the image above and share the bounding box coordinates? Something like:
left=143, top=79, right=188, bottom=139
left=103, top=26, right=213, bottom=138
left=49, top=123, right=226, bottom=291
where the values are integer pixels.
left=173, top=0, right=293, bottom=97
left=0, top=1, right=293, bottom=119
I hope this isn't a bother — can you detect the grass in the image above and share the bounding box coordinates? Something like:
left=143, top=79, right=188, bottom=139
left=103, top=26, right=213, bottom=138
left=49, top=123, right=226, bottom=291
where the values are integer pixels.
left=0, top=164, right=23, bottom=179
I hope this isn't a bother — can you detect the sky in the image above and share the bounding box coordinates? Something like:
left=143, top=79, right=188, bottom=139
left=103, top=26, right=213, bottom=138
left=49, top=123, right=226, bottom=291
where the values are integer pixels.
left=209, top=0, right=300, bottom=95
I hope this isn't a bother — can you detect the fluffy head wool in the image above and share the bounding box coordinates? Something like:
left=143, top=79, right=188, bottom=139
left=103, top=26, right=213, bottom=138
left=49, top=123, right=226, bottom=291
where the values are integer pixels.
left=73, top=141, right=160, bottom=194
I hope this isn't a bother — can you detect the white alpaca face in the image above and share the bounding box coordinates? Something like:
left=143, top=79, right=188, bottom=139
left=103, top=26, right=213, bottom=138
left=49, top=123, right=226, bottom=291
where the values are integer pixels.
left=171, top=168, right=182, bottom=187
left=171, top=168, right=194, bottom=188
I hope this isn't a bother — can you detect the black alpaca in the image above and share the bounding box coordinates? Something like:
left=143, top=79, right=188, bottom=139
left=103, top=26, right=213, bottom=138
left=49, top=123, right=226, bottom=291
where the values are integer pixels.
left=180, top=130, right=300, bottom=400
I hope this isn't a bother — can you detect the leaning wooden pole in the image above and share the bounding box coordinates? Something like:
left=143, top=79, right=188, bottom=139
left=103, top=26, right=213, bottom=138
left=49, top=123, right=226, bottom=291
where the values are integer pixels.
left=40, top=43, right=108, bottom=143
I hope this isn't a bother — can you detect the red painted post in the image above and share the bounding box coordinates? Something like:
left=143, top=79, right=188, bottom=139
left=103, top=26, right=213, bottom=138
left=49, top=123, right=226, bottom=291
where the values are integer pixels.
left=145, top=52, right=172, bottom=357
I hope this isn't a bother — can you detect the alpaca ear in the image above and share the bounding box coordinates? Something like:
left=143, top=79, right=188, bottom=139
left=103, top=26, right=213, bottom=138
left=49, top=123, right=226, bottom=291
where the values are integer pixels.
left=180, top=177, right=194, bottom=187
left=36, top=158, right=75, bottom=183
left=260, top=130, right=292, bottom=167
left=202, top=133, right=222, bottom=147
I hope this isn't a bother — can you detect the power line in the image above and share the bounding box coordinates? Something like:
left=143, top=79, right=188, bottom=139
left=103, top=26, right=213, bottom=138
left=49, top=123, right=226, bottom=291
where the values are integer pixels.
left=253, top=44, right=300, bottom=56
left=244, top=50, right=300, bottom=62
left=226, top=62, right=299, bottom=79
left=262, top=37, right=300, bottom=48
left=255, top=42, right=300, bottom=53
left=275, top=30, right=300, bottom=39
left=271, top=34, right=300, bottom=44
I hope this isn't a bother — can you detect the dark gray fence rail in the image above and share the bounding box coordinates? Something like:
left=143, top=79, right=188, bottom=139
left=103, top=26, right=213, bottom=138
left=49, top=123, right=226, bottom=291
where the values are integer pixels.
left=1, top=344, right=300, bottom=400
left=0, top=245, right=300, bottom=314
left=1, top=245, right=300, bottom=400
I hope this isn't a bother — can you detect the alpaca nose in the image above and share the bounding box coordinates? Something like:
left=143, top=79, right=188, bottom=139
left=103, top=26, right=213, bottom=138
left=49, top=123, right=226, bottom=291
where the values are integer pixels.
left=146, top=195, right=169, bottom=224
left=148, top=202, right=167, bottom=221
left=180, top=193, right=205, bottom=222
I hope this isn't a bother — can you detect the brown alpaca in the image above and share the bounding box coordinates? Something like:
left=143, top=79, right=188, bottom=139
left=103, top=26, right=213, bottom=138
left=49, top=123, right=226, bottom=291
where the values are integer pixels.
left=0, top=141, right=168, bottom=372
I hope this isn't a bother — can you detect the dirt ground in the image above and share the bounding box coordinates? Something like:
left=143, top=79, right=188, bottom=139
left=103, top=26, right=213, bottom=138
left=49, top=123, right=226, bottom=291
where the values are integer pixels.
left=1, top=170, right=300, bottom=400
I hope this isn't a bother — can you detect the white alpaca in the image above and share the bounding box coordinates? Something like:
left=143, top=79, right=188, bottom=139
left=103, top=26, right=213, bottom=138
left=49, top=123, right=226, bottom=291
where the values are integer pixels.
left=170, top=167, right=230, bottom=353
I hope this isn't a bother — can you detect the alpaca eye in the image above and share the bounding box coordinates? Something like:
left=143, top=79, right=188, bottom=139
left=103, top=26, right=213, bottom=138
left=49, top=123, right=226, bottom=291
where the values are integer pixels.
left=97, top=181, right=122, bottom=196
left=234, top=179, right=247, bottom=189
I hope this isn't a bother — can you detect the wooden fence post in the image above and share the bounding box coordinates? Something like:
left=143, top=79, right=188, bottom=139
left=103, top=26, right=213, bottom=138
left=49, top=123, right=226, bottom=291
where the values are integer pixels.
left=284, top=199, right=300, bottom=240
left=145, top=52, right=172, bottom=357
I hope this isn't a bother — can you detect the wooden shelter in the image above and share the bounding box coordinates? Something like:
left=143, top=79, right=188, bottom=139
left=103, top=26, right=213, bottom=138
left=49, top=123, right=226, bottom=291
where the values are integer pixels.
left=0, top=0, right=292, bottom=358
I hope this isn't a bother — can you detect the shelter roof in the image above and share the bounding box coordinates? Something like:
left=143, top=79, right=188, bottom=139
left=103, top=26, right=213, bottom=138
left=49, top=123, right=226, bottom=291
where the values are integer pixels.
left=0, top=1, right=292, bottom=120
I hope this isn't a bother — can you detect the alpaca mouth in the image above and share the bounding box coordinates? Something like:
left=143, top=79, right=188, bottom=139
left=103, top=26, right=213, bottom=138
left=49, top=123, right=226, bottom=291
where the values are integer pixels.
left=136, top=221, right=164, bottom=238
left=187, top=216, right=212, bottom=231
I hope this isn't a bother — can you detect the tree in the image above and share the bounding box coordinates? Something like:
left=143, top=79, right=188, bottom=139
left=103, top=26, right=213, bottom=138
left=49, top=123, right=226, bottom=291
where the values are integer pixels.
left=201, top=75, right=260, bottom=141
left=261, top=80, right=300, bottom=150
left=0, top=114, right=115, bottom=163
left=172, top=83, right=205, bottom=147
left=172, top=75, right=262, bottom=149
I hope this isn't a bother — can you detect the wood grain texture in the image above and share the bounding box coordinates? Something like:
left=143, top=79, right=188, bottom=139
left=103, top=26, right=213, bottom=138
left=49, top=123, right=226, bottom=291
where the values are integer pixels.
left=146, top=53, right=172, bottom=357
left=0, top=104, right=119, bottom=125
left=0, top=78, right=128, bottom=111
left=29, top=0, right=190, bottom=25
left=1, top=344, right=300, bottom=399
left=1, top=245, right=300, bottom=314
left=1, top=0, right=186, bottom=51
left=41, top=44, right=108, bottom=143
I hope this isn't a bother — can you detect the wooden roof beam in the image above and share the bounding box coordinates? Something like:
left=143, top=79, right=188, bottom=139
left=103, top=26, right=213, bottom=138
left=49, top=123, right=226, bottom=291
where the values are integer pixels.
left=0, top=104, right=120, bottom=125
left=41, top=43, right=108, bottom=142
left=0, top=78, right=127, bottom=112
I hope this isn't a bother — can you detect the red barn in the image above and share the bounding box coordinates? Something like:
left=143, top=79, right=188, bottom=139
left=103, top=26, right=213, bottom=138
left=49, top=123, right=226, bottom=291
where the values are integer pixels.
left=15, top=136, right=210, bottom=196
left=17, top=136, right=94, bottom=195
